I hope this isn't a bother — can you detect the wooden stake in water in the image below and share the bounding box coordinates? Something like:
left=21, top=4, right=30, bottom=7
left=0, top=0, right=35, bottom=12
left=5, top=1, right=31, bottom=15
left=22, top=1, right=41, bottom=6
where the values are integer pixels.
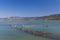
left=20, top=24, right=25, bottom=31
left=44, top=20, right=48, bottom=28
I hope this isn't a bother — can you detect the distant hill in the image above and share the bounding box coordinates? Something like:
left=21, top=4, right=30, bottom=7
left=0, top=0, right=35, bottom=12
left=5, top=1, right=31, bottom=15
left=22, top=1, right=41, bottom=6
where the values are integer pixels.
left=40, top=14, right=60, bottom=20
left=1, top=14, right=60, bottom=21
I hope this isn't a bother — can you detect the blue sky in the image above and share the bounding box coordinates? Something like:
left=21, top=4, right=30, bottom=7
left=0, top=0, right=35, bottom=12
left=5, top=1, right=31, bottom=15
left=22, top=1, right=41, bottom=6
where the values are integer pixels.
left=0, top=0, right=60, bottom=17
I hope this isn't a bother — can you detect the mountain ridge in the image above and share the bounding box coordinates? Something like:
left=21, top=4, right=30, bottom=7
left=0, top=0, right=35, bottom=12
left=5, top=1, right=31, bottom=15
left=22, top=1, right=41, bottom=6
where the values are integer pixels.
left=0, top=14, right=60, bottom=20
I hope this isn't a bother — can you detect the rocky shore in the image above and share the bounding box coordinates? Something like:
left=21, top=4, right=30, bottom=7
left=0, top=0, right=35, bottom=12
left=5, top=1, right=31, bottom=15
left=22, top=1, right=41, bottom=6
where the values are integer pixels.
left=20, top=28, right=60, bottom=40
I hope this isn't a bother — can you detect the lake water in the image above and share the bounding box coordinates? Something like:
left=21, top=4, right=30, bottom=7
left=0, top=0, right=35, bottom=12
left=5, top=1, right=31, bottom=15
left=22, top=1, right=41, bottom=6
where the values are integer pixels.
left=0, top=20, right=60, bottom=40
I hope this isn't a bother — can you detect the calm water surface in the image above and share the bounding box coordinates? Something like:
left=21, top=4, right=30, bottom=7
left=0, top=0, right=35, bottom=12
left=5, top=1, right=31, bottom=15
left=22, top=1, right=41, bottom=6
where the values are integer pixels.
left=0, top=20, right=60, bottom=40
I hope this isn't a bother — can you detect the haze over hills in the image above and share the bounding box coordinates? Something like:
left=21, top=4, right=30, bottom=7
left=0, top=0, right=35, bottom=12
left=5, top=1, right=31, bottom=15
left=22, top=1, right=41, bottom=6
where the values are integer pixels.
left=0, top=14, right=60, bottom=21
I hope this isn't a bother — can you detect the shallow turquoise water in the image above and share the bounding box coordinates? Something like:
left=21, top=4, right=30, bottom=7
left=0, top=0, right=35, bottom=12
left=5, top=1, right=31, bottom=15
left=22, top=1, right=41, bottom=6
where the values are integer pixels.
left=0, top=20, right=60, bottom=40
